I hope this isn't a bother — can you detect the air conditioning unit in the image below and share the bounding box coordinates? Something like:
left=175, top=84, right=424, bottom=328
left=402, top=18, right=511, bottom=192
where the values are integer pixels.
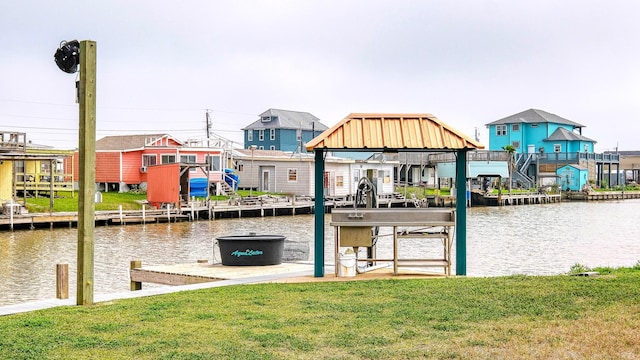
left=140, top=166, right=147, bottom=173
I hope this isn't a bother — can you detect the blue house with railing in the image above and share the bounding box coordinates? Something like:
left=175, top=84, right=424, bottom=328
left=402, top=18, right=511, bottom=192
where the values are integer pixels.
left=242, top=109, right=328, bottom=152
left=485, top=109, right=620, bottom=188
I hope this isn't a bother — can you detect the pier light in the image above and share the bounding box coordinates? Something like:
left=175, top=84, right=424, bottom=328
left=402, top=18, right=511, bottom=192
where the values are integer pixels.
left=54, top=40, right=80, bottom=74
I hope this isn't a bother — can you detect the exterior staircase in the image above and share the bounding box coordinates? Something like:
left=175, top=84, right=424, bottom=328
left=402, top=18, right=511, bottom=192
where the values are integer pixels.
left=218, top=177, right=237, bottom=197
left=512, top=154, right=535, bottom=189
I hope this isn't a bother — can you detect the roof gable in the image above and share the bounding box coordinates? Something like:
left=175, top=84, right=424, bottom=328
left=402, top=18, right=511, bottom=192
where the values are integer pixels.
left=486, top=109, right=585, bottom=128
left=306, top=113, right=484, bottom=151
left=243, top=109, right=329, bottom=131
left=544, top=127, right=596, bottom=143
left=96, top=134, right=183, bottom=151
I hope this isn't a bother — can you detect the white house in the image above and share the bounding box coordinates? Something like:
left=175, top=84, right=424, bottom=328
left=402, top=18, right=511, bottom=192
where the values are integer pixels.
left=232, top=149, right=395, bottom=197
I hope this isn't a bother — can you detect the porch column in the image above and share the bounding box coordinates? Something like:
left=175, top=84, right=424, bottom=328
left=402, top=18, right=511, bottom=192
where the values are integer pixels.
left=313, top=149, right=325, bottom=277
left=455, top=149, right=468, bottom=276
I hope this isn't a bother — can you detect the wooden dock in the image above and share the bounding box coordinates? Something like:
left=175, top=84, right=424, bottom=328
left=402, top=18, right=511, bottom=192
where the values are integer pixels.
left=129, top=261, right=316, bottom=286
left=473, top=191, right=562, bottom=206
left=128, top=260, right=446, bottom=289
left=0, top=209, right=189, bottom=230
left=566, top=191, right=640, bottom=201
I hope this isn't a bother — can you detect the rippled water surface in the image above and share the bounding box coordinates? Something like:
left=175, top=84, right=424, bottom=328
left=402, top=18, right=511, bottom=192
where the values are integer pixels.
left=1, top=199, right=639, bottom=306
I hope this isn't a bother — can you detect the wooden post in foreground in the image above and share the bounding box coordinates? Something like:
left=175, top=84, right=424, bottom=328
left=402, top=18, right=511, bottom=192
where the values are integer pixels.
left=77, top=40, right=97, bottom=305
left=130, top=260, right=142, bottom=291
left=56, top=264, right=69, bottom=299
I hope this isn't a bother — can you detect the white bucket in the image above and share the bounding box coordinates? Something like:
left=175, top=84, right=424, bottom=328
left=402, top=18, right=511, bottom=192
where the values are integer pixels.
left=337, top=251, right=356, bottom=277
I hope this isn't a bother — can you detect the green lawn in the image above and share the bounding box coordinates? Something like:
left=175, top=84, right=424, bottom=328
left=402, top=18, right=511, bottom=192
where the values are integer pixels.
left=1, top=265, right=639, bottom=359
left=24, top=192, right=148, bottom=213
left=22, top=190, right=280, bottom=213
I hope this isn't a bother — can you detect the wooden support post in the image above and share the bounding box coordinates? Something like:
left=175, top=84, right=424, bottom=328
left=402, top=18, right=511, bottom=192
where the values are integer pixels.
left=77, top=40, right=97, bottom=306
left=313, top=149, right=325, bottom=277
left=56, top=264, right=69, bottom=299
left=130, top=260, right=142, bottom=291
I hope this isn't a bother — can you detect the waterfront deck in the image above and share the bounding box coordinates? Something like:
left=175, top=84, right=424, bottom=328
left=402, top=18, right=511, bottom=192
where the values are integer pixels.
left=2, top=191, right=636, bottom=230
left=0, top=209, right=189, bottom=230
left=129, top=260, right=447, bottom=289
left=566, top=191, right=640, bottom=201
left=482, top=192, right=562, bottom=206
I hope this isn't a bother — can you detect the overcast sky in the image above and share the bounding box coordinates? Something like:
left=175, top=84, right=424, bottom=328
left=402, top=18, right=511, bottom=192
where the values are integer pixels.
left=1, top=1, right=639, bottom=151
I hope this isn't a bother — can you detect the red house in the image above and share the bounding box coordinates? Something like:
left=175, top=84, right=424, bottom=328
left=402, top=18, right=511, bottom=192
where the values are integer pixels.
left=66, top=134, right=226, bottom=193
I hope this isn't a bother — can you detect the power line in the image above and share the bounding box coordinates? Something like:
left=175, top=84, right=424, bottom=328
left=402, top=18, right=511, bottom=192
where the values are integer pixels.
left=0, top=98, right=256, bottom=116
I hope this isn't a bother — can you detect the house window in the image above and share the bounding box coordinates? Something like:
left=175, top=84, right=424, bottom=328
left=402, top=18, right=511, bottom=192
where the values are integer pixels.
left=353, top=169, right=360, bottom=183
left=584, top=144, right=588, bottom=152
left=180, top=155, right=197, bottom=172
left=383, top=171, right=391, bottom=184
left=269, top=145, right=275, bottom=150
left=258, top=129, right=264, bottom=141
left=258, top=146, right=264, bottom=150
left=554, top=144, right=561, bottom=153
left=512, top=124, right=520, bottom=131
left=142, top=154, right=157, bottom=167
left=180, top=155, right=196, bottom=164
left=261, top=116, right=271, bottom=122
left=288, top=168, right=298, bottom=182
left=40, top=161, right=51, bottom=173
left=206, top=154, right=221, bottom=171
left=270, top=129, right=275, bottom=140
left=496, top=125, right=507, bottom=136
left=336, top=175, right=344, bottom=187
left=15, top=160, right=25, bottom=181
left=247, top=130, right=253, bottom=141
left=161, top=154, right=176, bottom=164
left=296, top=129, right=302, bottom=141
left=512, top=141, right=520, bottom=149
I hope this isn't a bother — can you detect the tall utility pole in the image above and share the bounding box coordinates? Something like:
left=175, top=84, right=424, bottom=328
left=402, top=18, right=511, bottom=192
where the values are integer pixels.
left=54, top=39, right=97, bottom=305
left=77, top=40, right=97, bottom=305
left=205, top=109, right=212, bottom=146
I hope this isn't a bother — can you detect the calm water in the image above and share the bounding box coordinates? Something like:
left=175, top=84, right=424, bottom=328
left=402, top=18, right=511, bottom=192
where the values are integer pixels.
left=1, top=199, right=639, bottom=306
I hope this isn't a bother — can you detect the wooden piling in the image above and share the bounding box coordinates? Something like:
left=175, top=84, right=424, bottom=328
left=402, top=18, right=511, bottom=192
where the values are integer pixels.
left=56, top=264, right=69, bottom=299
left=130, top=260, right=142, bottom=291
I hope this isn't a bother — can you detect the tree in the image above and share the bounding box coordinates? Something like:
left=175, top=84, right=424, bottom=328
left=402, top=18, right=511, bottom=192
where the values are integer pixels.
left=502, top=145, right=516, bottom=193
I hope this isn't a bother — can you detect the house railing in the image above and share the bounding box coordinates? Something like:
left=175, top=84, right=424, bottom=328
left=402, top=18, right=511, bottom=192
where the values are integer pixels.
left=0, top=131, right=27, bottom=153
left=397, top=150, right=510, bottom=164
left=538, top=152, right=620, bottom=164
left=14, top=172, right=75, bottom=194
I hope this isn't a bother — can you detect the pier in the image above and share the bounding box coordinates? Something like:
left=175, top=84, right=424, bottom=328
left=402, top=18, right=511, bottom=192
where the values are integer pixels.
left=565, top=191, right=640, bottom=201
left=481, top=192, right=562, bottom=206
left=2, top=191, right=636, bottom=230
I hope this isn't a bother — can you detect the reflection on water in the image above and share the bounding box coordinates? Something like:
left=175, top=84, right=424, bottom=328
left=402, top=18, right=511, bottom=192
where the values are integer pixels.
left=1, top=199, right=640, bottom=306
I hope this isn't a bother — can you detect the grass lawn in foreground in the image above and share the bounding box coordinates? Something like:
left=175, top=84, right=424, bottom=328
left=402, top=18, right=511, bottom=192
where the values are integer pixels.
left=1, top=267, right=639, bottom=359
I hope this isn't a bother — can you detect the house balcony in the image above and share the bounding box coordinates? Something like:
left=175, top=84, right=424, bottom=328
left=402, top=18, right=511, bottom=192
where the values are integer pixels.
left=537, top=152, right=619, bottom=165
left=14, top=172, right=75, bottom=195
left=0, top=132, right=27, bottom=153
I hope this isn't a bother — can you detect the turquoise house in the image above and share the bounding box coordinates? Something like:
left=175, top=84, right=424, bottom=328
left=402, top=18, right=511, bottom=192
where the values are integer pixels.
left=482, top=109, right=619, bottom=188
left=485, top=109, right=596, bottom=155
left=558, top=164, right=588, bottom=191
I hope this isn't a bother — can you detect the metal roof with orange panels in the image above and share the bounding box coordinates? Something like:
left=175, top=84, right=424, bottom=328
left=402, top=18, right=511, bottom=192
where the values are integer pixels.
left=305, top=113, right=484, bottom=151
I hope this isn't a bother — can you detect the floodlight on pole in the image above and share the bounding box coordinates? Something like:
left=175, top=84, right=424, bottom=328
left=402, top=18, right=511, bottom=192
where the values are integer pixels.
left=54, top=40, right=81, bottom=74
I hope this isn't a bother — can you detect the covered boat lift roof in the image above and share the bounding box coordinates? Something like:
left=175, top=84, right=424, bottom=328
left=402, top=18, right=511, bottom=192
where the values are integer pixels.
left=305, top=113, right=484, bottom=277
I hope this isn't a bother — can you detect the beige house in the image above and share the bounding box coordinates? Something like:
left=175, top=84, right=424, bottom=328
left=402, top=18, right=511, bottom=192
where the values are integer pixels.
left=232, top=149, right=396, bottom=197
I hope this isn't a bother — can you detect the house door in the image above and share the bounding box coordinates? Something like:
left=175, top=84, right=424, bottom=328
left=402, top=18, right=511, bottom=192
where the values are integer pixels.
left=260, top=166, right=275, bottom=192
left=324, top=171, right=334, bottom=197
